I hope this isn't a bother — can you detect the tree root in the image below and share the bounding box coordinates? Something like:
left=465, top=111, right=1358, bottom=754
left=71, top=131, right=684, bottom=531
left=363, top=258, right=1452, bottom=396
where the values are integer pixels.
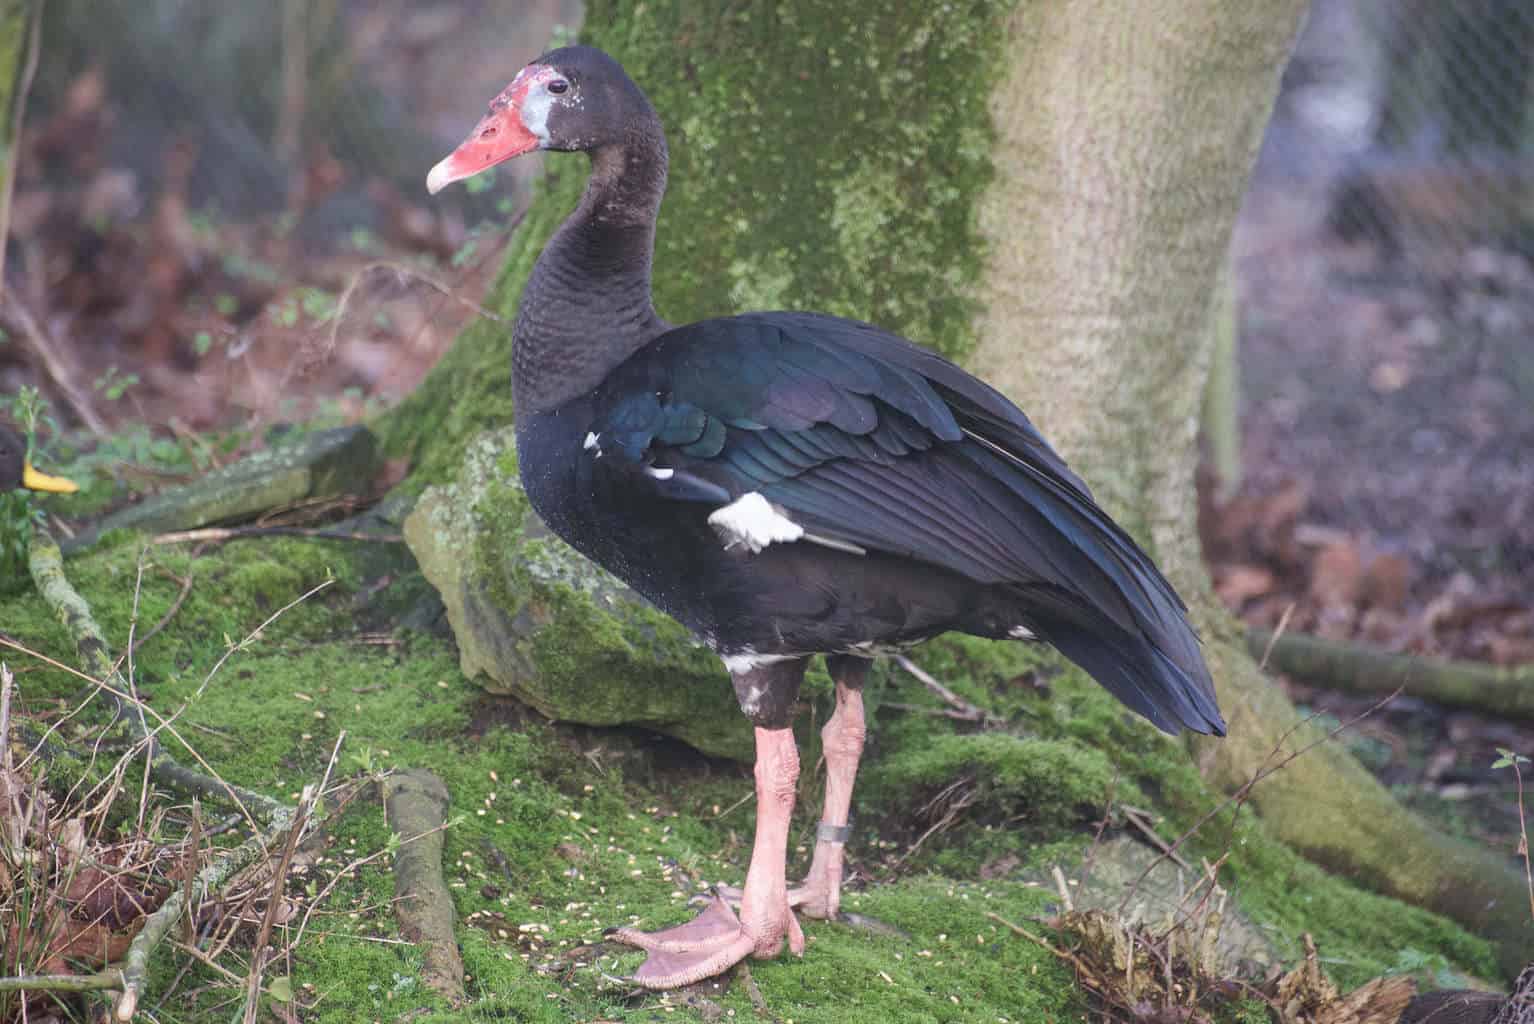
left=1247, top=627, right=1534, bottom=723
left=64, top=424, right=379, bottom=554
left=382, top=769, right=465, bottom=1006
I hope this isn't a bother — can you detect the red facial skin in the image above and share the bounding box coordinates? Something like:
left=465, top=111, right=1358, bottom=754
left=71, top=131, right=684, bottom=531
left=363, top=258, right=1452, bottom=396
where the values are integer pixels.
left=426, top=65, right=560, bottom=194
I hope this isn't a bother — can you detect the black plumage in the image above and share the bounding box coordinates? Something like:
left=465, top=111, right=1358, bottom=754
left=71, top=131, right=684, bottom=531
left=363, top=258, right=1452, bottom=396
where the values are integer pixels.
left=523, top=310, right=1223, bottom=736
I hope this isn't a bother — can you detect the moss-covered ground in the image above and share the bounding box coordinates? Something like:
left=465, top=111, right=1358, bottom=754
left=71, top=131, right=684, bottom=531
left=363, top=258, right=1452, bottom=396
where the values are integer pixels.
left=0, top=529, right=1500, bottom=1023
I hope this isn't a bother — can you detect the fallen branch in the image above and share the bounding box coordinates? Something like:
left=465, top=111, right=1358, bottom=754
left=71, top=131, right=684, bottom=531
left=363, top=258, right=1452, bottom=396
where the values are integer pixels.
left=382, top=769, right=466, bottom=1006
left=62, top=425, right=379, bottom=555
left=1247, top=626, right=1534, bottom=723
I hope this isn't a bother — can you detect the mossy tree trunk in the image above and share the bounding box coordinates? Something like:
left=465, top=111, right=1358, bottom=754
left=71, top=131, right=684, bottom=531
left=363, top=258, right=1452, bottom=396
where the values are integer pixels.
left=972, top=2, right=1528, bottom=977
left=379, top=0, right=1530, bottom=976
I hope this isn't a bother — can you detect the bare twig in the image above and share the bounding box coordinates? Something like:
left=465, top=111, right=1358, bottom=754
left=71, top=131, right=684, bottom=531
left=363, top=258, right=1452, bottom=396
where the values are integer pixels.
left=882, top=700, right=997, bottom=723
left=1120, top=806, right=1191, bottom=871
left=126, top=570, right=195, bottom=658
left=1117, top=687, right=1404, bottom=916
left=1505, top=756, right=1533, bottom=924
left=241, top=781, right=315, bottom=1024
left=194, top=574, right=335, bottom=700
left=323, top=259, right=510, bottom=364
left=1258, top=602, right=1293, bottom=671
left=1, top=663, right=13, bottom=777
left=893, top=655, right=1003, bottom=727
left=0, top=972, right=124, bottom=995
left=151, top=525, right=402, bottom=546
left=0, top=287, right=109, bottom=437
left=1051, top=865, right=1075, bottom=912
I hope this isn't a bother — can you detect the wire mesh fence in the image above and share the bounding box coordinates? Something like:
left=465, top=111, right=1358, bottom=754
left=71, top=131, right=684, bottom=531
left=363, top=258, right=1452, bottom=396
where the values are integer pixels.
left=1231, top=0, right=1534, bottom=650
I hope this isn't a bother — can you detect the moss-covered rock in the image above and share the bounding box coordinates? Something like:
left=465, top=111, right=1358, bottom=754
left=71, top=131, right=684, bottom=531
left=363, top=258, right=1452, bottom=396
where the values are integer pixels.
left=403, top=427, right=751, bottom=759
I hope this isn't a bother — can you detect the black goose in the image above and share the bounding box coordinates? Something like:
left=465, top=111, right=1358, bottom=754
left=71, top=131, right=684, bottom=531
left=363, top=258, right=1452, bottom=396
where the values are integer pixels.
left=0, top=424, right=77, bottom=495
left=428, top=45, right=1223, bottom=989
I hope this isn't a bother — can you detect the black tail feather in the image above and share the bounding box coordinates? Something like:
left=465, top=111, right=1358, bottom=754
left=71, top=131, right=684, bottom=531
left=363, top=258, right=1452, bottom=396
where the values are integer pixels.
left=1026, top=601, right=1226, bottom=737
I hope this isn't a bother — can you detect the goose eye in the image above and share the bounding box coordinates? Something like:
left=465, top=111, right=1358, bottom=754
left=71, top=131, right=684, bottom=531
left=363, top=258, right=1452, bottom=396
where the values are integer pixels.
left=548, top=78, right=569, bottom=95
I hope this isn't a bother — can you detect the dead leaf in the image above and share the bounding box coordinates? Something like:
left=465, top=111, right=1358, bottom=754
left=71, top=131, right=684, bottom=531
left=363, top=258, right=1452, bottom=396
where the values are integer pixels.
left=1309, top=540, right=1364, bottom=608
left=1216, top=565, right=1277, bottom=607
left=1360, top=554, right=1411, bottom=610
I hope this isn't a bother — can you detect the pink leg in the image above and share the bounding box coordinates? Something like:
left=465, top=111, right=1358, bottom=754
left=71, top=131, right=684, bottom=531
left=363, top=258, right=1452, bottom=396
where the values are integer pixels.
left=718, top=659, right=868, bottom=919
left=610, top=726, right=804, bottom=989
left=795, top=663, right=866, bottom=919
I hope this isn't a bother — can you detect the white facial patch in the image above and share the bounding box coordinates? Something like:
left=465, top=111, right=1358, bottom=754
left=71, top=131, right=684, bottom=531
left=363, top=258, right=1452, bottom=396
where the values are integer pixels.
left=520, top=82, right=557, bottom=144
left=707, top=492, right=804, bottom=553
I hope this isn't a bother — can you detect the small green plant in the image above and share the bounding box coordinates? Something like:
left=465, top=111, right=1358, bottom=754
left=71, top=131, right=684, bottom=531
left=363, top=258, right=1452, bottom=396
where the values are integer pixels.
left=1387, top=946, right=1459, bottom=989
left=93, top=366, right=140, bottom=401
left=0, top=387, right=59, bottom=575
left=450, top=238, right=479, bottom=267
left=296, top=286, right=339, bottom=322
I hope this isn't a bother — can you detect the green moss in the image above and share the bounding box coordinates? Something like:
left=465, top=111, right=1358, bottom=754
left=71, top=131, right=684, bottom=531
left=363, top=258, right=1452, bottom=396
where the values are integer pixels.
left=959, top=647, right=1502, bottom=988
left=868, top=732, right=1118, bottom=831
left=1, top=526, right=1501, bottom=1021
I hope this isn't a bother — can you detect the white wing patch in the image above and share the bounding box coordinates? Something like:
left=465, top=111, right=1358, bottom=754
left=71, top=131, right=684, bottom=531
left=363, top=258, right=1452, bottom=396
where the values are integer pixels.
left=708, top=492, right=804, bottom=553
left=1008, top=625, right=1037, bottom=640
left=721, top=648, right=800, bottom=675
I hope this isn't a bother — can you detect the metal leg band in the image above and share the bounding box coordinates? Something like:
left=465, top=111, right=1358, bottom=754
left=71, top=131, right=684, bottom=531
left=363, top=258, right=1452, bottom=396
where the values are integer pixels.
left=816, top=822, right=853, bottom=844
